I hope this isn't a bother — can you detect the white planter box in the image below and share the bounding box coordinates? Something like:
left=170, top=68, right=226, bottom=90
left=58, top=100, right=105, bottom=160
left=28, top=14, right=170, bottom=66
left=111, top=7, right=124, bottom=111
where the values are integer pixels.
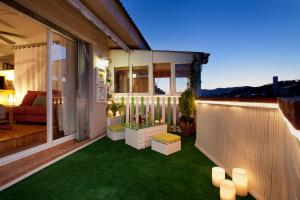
left=151, top=140, right=181, bottom=155
left=125, top=124, right=167, bottom=150
left=107, top=129, right=125, bottom=141
left=106, top=116, right=121, bottom=126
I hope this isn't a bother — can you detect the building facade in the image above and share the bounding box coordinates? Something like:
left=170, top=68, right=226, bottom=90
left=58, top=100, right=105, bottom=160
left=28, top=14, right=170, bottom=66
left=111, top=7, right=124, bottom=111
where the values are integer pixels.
left=0, top=0, right=209, bottom=166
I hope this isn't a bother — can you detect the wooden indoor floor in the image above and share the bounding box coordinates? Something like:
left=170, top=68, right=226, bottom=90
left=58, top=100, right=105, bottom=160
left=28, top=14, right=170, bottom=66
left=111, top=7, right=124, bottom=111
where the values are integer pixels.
left=0, top=136, right=98, bottom=188
left=0, top=125, right=47, bottom=158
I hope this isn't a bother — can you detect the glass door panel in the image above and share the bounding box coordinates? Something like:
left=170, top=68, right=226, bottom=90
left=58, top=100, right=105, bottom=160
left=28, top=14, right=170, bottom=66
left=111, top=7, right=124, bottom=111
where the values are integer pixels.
left=52, top=33, right=77, bottom=140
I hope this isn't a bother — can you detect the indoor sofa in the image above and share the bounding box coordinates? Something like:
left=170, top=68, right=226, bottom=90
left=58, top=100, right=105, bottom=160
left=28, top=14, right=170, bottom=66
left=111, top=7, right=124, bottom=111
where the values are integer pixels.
left=13, top=91, right=60, bottom=124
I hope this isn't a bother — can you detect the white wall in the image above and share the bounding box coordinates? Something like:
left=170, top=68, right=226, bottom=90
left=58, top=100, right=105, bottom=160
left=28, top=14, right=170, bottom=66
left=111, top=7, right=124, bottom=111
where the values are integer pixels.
left=195, top=101, right=300, bottom=200
left=88, top=44, right=108, bottom=138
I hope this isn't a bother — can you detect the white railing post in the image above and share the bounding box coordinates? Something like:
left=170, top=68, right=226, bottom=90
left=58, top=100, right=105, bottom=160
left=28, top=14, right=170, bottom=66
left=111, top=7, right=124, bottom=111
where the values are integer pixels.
left=151, top=96, right=155, bottom=123
left=146, top=96, right=149, bottom=123
left=173, top=96, right=177, bottom=132
left=135, top=96, right=139, bottom=124
left=162, top=96, right=165, bottom=123
left=126, top=97, right=129, bottom=123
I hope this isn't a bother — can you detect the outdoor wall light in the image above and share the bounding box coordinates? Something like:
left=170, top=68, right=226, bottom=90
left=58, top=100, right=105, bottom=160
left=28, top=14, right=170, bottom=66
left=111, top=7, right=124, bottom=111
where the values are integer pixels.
left=212, top=167, right=225, bottom=187
left=220, top=179, right=236, bottom=200
left=232, top=168, right=248, bottom=196
left=97, top=58, right=109, bottom=69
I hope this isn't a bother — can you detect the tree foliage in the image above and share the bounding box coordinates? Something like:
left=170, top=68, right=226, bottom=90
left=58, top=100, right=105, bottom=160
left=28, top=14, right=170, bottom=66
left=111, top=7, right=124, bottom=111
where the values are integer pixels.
left=178, top=89, right=195, bottom=117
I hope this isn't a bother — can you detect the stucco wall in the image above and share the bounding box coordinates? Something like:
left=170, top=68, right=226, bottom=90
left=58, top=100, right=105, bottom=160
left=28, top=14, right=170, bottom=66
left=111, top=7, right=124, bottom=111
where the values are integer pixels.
left=195, top=101, right=300, bottom=200
left=88, top=44, right=108, bottom=139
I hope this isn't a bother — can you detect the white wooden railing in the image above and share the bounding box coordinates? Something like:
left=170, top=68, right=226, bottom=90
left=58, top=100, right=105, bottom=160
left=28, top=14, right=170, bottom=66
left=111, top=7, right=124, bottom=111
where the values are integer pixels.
left=113, top=96, right=180, bottom=129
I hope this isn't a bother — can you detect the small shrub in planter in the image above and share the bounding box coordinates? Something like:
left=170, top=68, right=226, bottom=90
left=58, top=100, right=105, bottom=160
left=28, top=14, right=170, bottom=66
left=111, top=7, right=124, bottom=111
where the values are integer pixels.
left=178, top=89, right=196, bottom=136
left=108, top=101, right=123, bottom=117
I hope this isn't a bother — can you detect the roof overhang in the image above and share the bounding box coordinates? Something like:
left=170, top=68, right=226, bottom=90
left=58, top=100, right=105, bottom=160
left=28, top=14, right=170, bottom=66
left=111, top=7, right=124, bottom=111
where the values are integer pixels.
left=70, top=0, right=151, bottom=50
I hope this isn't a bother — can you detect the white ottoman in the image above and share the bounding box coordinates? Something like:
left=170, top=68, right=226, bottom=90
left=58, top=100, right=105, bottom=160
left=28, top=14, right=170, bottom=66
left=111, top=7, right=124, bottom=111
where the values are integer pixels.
left=107, top=129, right=125, bottom=141
left=107, top=124, right=125, bottom=141
left=151, top=133, right=181, bottom=155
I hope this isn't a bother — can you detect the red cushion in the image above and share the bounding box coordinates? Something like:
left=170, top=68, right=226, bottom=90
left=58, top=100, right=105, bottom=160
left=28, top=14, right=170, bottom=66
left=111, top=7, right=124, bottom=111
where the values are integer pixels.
left=20, top=91, right=46, bottom=106
left=13, top=106, right=26, bottom=114
left=24, top=106, right=47, bottom=115
left=20, top=92, right=37, bottom=106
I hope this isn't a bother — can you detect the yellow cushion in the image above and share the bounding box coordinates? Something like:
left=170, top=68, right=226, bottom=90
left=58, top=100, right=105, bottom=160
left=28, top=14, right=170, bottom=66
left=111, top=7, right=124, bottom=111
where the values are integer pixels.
left=152, top=133, right=181, bottom=144
left=108, top=124, right=125, bottom=132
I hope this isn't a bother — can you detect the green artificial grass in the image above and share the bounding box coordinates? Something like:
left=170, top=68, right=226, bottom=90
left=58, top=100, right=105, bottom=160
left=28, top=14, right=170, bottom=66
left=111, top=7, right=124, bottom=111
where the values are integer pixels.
left=0, top=136, right=255, bottom=200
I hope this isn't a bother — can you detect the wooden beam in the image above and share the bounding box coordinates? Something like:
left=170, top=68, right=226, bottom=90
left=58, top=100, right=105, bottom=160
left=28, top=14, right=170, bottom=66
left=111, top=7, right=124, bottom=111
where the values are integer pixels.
left=67, top=0, right=129, bottom=51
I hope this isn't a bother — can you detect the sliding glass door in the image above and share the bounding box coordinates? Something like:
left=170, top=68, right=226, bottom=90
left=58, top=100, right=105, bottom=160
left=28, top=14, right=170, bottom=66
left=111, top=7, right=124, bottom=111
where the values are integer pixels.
left=0, top=2, right=50, bottom=158
left=51, top=33, right=77, bottom=140
left=0, top=2, right=91, bottom=160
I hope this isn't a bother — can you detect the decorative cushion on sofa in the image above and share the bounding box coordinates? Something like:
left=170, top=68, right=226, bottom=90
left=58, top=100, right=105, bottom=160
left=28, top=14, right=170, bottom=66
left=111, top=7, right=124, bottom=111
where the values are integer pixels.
left=20, top=91, right=38, bottom=106
left=32, top=95, right=47, bottom=106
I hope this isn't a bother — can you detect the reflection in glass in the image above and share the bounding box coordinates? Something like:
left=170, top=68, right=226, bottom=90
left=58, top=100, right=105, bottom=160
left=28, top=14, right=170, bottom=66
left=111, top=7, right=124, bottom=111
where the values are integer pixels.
left=132, top=66, right=148, bottom=93
left=175, top=63, right=191, bottom=92
left=114, top=67, right=129, bottom=93
left=153, top=63, right=171, bottom=95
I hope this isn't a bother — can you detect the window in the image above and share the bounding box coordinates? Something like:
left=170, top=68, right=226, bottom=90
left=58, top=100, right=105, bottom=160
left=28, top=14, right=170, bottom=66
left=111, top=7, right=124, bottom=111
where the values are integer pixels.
left=132, top=66, right=148, bottom=93
left=175, top=63, right=192, bottom=92
left=153, top=63, right=171, bottom=95
left=114, top=67, right=129, bottom=93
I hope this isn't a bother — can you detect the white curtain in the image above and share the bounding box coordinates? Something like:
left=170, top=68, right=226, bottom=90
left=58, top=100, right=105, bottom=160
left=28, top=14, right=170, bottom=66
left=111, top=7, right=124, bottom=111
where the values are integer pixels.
left=52, top=39, right=76, bottom=136
left=14, top=45, right=46, bottom=104
left=195, top=103, right=300, bottom=200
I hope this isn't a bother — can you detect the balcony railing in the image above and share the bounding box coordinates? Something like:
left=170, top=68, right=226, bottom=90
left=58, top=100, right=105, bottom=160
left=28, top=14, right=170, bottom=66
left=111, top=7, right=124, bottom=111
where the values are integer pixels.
left=113, top=95, right=180, bottom=130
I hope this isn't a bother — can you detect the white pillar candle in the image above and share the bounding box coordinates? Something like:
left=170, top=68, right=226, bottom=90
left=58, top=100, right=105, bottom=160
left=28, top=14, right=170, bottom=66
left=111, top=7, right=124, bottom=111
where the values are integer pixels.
left=232, top=168, right=248, bottom=196
left=212, top=167, right=225, bottom=187
left=220, top=179, right=236, bottom=200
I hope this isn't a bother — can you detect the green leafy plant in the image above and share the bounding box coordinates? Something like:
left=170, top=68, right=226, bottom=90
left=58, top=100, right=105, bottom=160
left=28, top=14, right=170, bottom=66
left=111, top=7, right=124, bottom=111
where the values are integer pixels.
left=108, top=100, right=123, bottom=117
left=147, top=111, right=152, bottom=124
left=178, top=89, right=196, bottom=136
left=178, top=89, right=195, bottom=118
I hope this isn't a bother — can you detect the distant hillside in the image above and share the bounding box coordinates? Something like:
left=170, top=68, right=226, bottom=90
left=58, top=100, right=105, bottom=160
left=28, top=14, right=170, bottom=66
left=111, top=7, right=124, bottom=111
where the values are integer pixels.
left=201, top=80, right=300, bottom=97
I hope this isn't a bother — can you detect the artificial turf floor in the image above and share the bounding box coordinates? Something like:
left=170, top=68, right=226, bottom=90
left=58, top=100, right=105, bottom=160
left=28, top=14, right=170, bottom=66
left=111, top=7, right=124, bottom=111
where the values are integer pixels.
left=0, top=135, right=255, bottom=200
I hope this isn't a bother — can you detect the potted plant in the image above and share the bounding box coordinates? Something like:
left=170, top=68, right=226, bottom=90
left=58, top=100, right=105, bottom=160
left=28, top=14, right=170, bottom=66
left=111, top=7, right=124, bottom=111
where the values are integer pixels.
left=109, top=101, right=123, bottom=116
left=107, top=100, right=123, bottom=126
left=178, top=89, right=196, bottom=136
